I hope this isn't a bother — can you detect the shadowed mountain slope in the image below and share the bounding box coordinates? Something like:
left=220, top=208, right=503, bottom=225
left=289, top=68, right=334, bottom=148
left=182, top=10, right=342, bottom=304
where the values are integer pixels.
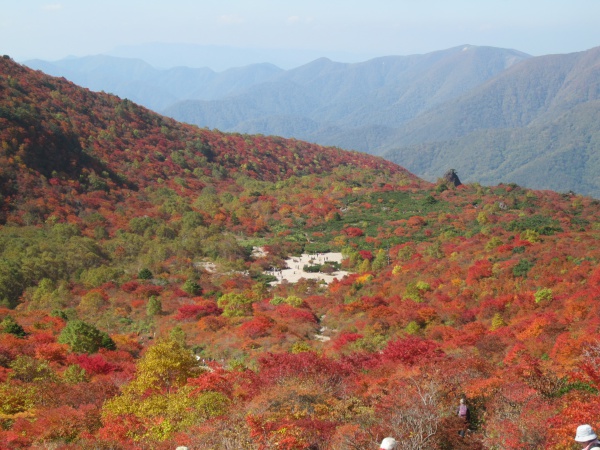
left=1, top=56, right=416, bottom=226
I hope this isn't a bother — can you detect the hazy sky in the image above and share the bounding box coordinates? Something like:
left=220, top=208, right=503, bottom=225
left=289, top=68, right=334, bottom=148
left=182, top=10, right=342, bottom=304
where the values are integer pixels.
left=3, top=0, right=599, bottom=66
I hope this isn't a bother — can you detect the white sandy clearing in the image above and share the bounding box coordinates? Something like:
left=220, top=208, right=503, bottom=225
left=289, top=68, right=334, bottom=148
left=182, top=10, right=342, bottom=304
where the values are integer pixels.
left=193, top=261, right=217, bottom=273
left=251, top=247, right=267, bottom=258
left=314, top=325, right=332, bottom=342
left=267, top=252, right=349, bottom=285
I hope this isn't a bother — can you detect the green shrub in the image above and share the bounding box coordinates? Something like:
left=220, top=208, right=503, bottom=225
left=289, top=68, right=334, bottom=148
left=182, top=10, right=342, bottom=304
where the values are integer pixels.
left=534, top=288, right=553, bottom=304
left=79, top=265, right=123, bottom=288
left=217, top=293, right=254, bottom=317
left=1, top=316, right=26, bottom=338
left=147, top=296, right=162, bottom=316
left=9, top=356, right=56, bottom=382
left=405, top=321, right=420, bottom=334
left=138, top=268, right=153, bottom=280
left=513, top=259, right=534, bottom=278
left=58, top=320, right=116, bottom=354
left=182, top=279, right=201, bottom=296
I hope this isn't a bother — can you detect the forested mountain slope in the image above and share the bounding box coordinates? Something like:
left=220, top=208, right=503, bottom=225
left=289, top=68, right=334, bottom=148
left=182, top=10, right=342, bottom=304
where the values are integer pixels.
left=382, top=46, right=600, bottom=197
left=1, top=55, right=411, bottom=227
left=2, top=55, right=600, bottom=449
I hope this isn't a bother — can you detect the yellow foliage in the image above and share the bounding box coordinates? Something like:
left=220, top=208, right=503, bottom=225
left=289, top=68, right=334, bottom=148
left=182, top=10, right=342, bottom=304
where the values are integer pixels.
left=521, top=229, right=541, bottom=243
left=126, top=338, right=198, bottom=394
left=477, top=211, right=489, bottom=225
left=490, top=313, right=506, bottom=331
left=0, top=382, right=38, bottom=416
left=356, top=273, right=373, bottom=284
left=291, top=342, right=313, bottom=354
left=358, top=259, right=371, bottom=273
left=285, top=295, right=303, bottom=307
left=104, top=386, right=230, bottom=441
left=78, top=290, right=106, bottom=315
left=102, top=338, right=227, bottom=441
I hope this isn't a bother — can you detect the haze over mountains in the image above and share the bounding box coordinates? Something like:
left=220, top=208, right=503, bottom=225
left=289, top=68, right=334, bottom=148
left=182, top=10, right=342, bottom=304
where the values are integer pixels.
left=382, top=47, right=600, bottom=195
left=25, top=44, right=600, bottom=197
left=106, top=42, right=375, bottom=71
left=24, top=55, right=285, bottom=111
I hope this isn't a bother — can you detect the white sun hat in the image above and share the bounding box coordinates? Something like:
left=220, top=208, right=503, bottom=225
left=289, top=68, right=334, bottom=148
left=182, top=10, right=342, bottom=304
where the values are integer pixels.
left=380, top=437, right=398, bottom=449
left=575, top=424, right=598, bottom=442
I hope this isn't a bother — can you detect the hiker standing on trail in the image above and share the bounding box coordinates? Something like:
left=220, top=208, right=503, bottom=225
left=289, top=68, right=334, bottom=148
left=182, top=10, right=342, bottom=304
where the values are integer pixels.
left=457, top=397, right=470, bottom=437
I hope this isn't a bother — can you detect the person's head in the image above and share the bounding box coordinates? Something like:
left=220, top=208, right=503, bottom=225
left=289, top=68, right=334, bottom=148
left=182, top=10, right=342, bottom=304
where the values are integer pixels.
left=575, top=424, right=598, bottom=444
left=380, top=437, right=398, bottom=450
left=460, top=398, right=465, bottom=404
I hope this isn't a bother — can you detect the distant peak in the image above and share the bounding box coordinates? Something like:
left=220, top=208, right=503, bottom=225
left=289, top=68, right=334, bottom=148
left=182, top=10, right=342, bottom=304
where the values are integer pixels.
left=307, top=57, right=335, bottom=65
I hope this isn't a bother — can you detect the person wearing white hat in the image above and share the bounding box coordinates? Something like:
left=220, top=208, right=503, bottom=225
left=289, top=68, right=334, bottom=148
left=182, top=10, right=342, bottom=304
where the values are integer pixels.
left=380, top=437, right=398, bottom=449
left=575, top=424, right=600, bottom=450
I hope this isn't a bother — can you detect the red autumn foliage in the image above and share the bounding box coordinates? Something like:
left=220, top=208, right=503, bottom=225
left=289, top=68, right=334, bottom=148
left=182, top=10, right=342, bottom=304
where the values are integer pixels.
left=382, top=336, right=444, bottom=366
left=332, top=332, right=363, bottom=351
left=34, top=342, right=67, bottom=363
left=188, top=366, right=233, bottom=398
left=239, top=315, right=274, bottom=339
left=78, top=354, right=118, bottom=375
left=466, top=259, right=493, bottom=285
left=256, top=352, right=353, bottom=385
left=358, top=250, right=374, bottom=261
left=10, top=404, right=101, bottom=445
left=272, top=304, right=317, bottom=324
left=343, top=227, right=364, bottom=237
left=134, top=284, right=163, bottom=298
left=120, top=281, right=139, bottom=293
left=174, top=300, right=223, bottom=321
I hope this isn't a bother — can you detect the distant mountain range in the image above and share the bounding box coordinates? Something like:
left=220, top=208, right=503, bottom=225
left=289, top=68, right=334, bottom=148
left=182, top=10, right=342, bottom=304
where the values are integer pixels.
left=162, top=46, right=529, bottom=142
left=382, top=46, right=600, bottom=195
left=106, top=42, right=376, bottom=71
left=24, top=45, right=600, bottom=197
left=25, top=45, right=530, bottom=144
left=25, top=55, right=284, bottom=111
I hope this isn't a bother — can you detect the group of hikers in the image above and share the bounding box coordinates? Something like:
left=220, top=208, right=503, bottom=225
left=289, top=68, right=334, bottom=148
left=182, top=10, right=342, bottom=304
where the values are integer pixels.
left=378, top=397, right=600, bottom=449
left=173, top=397, right=600, bottom=449
left=380, top=424, right=600, bottom=449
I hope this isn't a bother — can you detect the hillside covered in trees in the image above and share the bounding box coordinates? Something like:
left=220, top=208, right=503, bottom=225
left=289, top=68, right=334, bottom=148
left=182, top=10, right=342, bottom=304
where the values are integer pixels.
left=2, top=56, right=600, bottom=449
left=27, top=45, right=600, bottom=197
